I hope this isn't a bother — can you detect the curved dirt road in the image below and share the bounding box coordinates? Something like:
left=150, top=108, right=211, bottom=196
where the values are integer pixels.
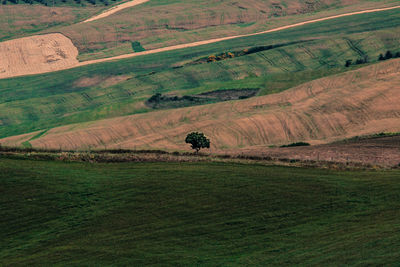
left=79, top=5, right=400, bottom=66
left=83, top=0, right=149, bottom=23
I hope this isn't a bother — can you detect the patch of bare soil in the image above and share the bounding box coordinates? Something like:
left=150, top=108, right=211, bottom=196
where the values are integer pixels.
left=74, top=76, right=104, bottom=87
left=73, top=75, right=131, bottom=88
left=101, top=75, right=131, bottom=87
left=0, top=33, right=79, bottom=79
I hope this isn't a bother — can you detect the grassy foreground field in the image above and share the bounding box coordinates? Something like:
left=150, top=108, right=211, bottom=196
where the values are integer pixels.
left=1, top=157, right=400, bottom=265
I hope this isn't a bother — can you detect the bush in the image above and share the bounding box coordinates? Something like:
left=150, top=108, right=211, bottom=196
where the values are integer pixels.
left=379, top=51, right=398, bottom=61
left=148, top=93, right=162, bottom=103
left=131, top=41, right=145, bottom=52
left=385, top=50, right=393, bottom=60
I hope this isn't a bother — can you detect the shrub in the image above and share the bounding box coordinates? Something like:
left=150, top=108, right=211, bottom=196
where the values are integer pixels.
left=207, top=55, right=217, bottom=62
left=131, top=41, right=145, bottom=52
left=148, top=93, right=162, bottom=103
left=385, top=50, right=393, bottom=60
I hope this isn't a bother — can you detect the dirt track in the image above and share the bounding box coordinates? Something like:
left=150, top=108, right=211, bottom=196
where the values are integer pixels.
left=1, top=4, right=400, bottom=79
left=82, top=0, right=149, bottom=23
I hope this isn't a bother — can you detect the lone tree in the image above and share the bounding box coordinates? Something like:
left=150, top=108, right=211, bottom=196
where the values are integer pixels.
left=185, top=132, right=210, bottom=153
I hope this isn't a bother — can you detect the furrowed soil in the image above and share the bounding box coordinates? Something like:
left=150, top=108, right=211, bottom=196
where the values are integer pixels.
left=2, top=58, right=399, bottom=151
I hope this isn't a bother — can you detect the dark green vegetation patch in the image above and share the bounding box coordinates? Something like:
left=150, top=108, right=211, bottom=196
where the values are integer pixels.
left=1, top=158, right=400, bottom=265
left=131, top=41, right=146, bottom=52
left=146, top=88, right=259, bottom=109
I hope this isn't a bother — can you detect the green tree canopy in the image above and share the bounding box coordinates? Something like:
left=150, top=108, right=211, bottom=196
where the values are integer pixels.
left=185, top=132, right=210, bottom=153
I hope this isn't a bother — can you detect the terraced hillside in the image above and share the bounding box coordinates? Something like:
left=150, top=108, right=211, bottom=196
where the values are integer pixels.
left=2, top=58, right=399, bottom=151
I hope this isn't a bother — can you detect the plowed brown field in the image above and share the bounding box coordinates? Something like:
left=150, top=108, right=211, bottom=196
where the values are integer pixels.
left=0, top=33, right=78, bottom=79
left=3, top=58, right=400, bottom=151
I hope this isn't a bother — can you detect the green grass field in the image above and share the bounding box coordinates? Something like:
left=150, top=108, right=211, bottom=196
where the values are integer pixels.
left=1, top=157, right=400, bottom=265
left=1, top=8, right=400, bottom=139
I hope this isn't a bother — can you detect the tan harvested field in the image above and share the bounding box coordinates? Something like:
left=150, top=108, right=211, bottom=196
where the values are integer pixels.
left=1, top=4, right=400, bottom=79
left=0, top=33, right=78, bottom=79
left=82, top=0, right=149, bottom=23
left=3, top=58, right=400, bottom=151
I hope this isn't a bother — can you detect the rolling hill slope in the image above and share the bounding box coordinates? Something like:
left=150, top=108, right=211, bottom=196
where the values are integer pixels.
left=2, top=58, right=399, bottom=151
left=1, top=8, right=400, bottom=139
left=61, top=0, right=400, bottom=60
